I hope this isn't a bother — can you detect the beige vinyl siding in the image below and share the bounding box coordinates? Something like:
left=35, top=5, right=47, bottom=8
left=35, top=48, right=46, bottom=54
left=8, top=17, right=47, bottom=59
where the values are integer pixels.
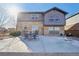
left=44, top=10, right=65, bottom=25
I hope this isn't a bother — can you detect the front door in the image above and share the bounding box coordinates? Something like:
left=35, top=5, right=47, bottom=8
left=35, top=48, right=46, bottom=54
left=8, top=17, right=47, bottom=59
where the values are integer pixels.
left=32, top=25, right=39, bottom=32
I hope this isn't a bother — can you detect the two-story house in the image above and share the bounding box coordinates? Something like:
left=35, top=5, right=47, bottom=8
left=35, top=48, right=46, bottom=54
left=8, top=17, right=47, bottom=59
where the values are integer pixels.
left=16, top=7, right=67, bottom=36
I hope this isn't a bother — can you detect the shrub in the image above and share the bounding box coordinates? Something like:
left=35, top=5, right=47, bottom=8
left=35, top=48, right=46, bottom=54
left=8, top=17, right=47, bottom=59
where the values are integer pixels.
left=10, top=31, right=21, bottom=37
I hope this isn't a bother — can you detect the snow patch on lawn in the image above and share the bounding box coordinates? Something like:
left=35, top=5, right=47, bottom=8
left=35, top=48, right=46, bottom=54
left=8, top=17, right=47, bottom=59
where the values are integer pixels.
left=0, top=37, right=31, bottom=52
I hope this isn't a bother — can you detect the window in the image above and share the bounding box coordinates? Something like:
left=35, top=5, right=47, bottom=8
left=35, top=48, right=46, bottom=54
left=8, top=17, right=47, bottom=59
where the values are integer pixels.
left=24, top=27, right=27, bottom=29
left=31, top=15, right=38, bottom=20
left=49, top=19, right=54, bottom=21
left=55, top=19, right=59, bottom=21
left=49, top=19, right=59, bottom=22
left=32, top=17, right=34, bottom=19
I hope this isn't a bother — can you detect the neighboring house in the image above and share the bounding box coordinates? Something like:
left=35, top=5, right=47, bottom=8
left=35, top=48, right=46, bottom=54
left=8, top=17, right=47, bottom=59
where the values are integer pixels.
left=8, top=28, right=16, bottom=33
left=0, top=27, right=8, bottom=37
left=65, top=13, right=79, bottom=37
left=16, top=7, right=67, bottom=36
left=0, top=27, right=7, bottom=33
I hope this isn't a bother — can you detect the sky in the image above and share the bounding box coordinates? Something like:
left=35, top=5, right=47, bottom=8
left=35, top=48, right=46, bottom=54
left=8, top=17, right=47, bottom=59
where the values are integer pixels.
left=1, top=3, right=79, bottom=17
left=0, top=3, right=79, bottom=28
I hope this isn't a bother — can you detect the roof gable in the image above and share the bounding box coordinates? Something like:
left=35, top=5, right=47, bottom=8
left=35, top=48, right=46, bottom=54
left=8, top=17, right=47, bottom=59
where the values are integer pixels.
left=45, top=7, right=68, bottom=15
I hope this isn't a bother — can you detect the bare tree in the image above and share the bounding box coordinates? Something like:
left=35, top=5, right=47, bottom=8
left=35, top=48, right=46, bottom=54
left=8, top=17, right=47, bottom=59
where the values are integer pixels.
left=0, top=7, right=11, bottom=39
left=0, top=7, right=10, bottom=28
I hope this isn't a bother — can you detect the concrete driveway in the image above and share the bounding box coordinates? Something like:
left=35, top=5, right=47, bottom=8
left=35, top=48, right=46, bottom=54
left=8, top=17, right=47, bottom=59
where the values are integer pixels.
left=20, top=36, right=79, bottom=53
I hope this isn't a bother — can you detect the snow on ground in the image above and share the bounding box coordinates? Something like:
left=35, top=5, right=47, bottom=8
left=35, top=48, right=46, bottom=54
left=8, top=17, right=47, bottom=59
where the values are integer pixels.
left=0, top=36, right=79, bottom=53
left=0, top=37, right=30, bottom=52
left=20, top=36, right=79, bottom=53
left=66, top=37, right=79, bottom=47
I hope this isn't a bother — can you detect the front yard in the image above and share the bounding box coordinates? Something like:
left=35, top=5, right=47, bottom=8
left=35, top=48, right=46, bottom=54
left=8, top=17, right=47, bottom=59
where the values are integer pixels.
left=0, top=36, right=79, bottom=53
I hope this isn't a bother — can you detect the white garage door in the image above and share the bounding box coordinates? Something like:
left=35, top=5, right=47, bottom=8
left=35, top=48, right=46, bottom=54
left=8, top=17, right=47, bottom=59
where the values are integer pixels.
left=48, top=27, right=60, bottom=35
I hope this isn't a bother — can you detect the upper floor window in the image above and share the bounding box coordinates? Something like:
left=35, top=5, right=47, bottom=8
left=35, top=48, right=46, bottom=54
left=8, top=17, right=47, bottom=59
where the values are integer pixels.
left=32, top=17, right=34, bottom=19
left=49, top=14, right=60, bottom=22
left=24, top=27, right=27, bottom=29
left=49, top=19, right=54, bottom=21
left=31, top=15, right=38, bottom=20
left=49, top=19, right=59, bottom=21
left=55, top=19, right=59, bottom=21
